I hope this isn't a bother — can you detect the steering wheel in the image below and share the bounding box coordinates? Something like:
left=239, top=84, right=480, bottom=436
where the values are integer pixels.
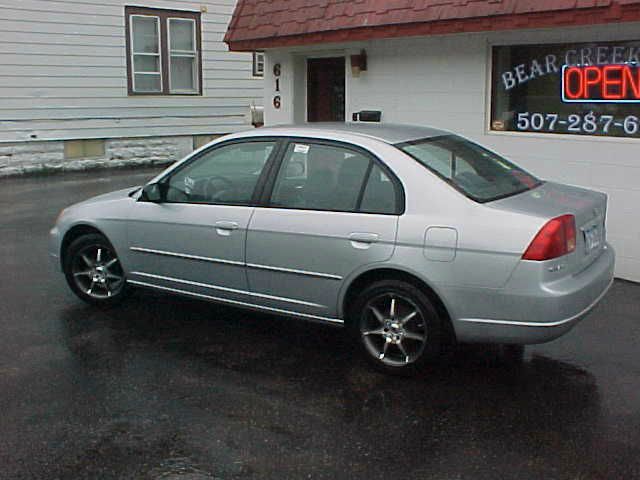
left=203, top=175, right=236, bottom=202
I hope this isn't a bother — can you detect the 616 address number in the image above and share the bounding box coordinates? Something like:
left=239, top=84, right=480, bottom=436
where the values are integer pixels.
left=516, top=111, right=639, bottom=135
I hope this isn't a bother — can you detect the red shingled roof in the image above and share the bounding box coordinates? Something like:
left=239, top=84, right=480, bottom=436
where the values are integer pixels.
left=225, top=0, right=640, bottom=51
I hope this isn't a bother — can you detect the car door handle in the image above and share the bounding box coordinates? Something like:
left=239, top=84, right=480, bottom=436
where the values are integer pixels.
left=214, top=221, right=239, bottom=236
left=349, top=232, right=379, bottom=244
left=214, top=221, right=239, bottom=230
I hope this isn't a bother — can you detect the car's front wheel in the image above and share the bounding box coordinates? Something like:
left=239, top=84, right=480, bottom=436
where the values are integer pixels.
left=350, top=280, right=445, bottom=375
left=64, top=233, right=127, bottom=306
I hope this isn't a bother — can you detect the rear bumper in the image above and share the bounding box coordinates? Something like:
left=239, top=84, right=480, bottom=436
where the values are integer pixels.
left=450, top=244, right=615, bottom=344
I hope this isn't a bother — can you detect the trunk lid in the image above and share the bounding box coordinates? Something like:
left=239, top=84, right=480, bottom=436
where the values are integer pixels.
left=490, top=182, right=607, bottom=273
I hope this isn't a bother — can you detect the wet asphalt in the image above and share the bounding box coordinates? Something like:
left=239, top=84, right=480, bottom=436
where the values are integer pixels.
left=0, top=167, right=639, bottom=480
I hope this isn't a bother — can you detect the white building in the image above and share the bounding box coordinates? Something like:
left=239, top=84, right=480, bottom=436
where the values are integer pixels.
left=0, top=0, right=263, bottom=175
left=225, top=1, right=640, bottom=282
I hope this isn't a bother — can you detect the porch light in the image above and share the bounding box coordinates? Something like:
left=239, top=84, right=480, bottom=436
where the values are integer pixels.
left=350, top=50, right=367, bottom=77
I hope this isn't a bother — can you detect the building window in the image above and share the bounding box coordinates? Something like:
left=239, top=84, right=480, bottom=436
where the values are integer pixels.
left=64, top=140, right=105, bottom=159
left=125, top=6, right=202, bottom=95
left=252, top=52, right=265, bottom=77
left=491, top=41, right=640, bottom=139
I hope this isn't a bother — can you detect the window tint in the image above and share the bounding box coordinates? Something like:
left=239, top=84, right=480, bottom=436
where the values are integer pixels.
left=360, top=164, right=397, bottom=214
left=165, top=141, right=275, bottom=205
left=398, top=135, right=541, bottom=203
left=271, top=143, right=370, bottom=212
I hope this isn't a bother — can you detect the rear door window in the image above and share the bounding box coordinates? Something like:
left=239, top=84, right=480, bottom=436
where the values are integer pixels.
left=270, top=142, right=370, bottom=212
left=360, top=164, right=397, bottom=214
left=269, top=141, right=402, bottom=214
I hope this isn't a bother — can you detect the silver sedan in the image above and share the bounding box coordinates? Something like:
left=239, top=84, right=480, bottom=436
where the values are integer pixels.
left=49, top=123, right=615, bottom=374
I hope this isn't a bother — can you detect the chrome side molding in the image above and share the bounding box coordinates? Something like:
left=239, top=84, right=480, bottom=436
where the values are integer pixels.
left=246, top=262, right=342, bottom=280
left=130, top=246, right=244, bottom=266
left=130, top=246, right=342, bottom=280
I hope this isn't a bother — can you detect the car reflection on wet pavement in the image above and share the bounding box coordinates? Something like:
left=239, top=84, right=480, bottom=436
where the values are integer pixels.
left=0, top=168, right=639, bottom=479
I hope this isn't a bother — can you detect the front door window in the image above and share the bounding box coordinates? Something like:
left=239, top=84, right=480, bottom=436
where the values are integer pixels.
left=164, top=141, right=276, bottom=204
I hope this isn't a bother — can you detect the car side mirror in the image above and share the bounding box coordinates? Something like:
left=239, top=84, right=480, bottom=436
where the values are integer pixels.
left=140, top=183, right=164, bottom=203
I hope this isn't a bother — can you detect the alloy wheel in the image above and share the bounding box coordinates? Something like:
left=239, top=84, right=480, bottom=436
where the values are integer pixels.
left=360, top=293, right=428, bottom=367
left=70, top=244, right=125, bottom=299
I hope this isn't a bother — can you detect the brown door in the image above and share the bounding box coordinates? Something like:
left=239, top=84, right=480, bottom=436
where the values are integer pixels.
left=307, top=57, right=345, bottom=122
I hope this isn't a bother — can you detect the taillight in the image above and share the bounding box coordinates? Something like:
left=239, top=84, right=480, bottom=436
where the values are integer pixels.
left=522, top=214, right=576, bottom=261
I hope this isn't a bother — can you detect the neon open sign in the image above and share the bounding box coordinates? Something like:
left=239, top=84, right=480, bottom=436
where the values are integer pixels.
left=562, top=64, right=640, bottom=103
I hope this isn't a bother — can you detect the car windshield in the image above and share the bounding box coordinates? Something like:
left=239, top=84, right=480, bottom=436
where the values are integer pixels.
left=397, top=135, right=542, bottom=203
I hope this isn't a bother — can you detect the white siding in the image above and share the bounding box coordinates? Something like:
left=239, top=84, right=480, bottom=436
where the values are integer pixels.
left=264, top=22, right=640, bottom=281
left=0, top=0, right=262, bottom=142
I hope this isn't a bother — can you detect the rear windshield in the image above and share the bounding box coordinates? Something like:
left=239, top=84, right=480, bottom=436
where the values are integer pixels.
left=397, top=135, right=541, bottom=203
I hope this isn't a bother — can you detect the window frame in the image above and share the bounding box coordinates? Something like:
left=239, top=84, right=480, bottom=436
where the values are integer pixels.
left=148, top=137, right=286, bottom=206
left=259, top=137, right=405, bottom=215
left=125, top=6, right=202, bottom=96
left=252, top=51, right=265, bottom=77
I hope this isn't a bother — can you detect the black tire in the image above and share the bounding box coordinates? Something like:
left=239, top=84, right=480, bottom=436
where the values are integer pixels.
left=348, top=279, right=445, bottom=376
left=63, top=233, right=128, bottom=306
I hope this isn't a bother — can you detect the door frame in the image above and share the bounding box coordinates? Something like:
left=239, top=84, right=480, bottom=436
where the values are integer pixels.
left=304, top=53, right=348, bottom=123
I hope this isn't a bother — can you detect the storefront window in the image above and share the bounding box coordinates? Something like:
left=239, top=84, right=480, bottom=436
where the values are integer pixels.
left=491, top=41, right=640, bottom=138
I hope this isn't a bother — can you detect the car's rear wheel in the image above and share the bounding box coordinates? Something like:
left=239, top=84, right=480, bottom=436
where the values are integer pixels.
left=64, top=233, right=127, bottom=306
left=350, top=279, right=444, bottom=375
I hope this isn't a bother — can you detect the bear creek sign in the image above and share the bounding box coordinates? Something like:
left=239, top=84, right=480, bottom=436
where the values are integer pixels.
left=500, top=45, right=640, bottom=91
left=491, top=41, right=640, bottom=138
